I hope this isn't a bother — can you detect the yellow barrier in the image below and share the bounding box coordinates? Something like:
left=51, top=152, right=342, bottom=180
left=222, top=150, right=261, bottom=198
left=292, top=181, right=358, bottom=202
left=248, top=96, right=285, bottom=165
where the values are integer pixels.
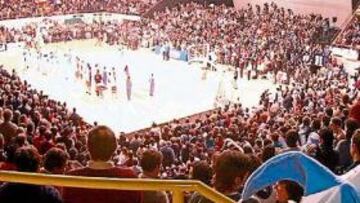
left=0, top=170, right=235, bottom=203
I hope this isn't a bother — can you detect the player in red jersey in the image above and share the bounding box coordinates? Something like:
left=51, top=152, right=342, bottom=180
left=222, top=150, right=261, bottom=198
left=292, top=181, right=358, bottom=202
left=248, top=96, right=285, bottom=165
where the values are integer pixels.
left=94, top=69, right=103, bottom=97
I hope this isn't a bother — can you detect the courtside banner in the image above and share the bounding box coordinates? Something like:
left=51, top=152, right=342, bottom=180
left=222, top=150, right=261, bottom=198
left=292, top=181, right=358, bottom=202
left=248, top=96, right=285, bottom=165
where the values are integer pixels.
left=169, top=48, right=181, bottom=59
left=330, top=46, right=359, bottom=60
left=6, top=42, right=25, bottom=50
left=153, top=45, right=188, bottom=62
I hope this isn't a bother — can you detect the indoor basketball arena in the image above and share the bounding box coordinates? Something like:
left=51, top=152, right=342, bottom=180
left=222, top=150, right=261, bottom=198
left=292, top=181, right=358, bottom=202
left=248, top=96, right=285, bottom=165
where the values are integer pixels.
left=0, top=0, right=360, bottom=203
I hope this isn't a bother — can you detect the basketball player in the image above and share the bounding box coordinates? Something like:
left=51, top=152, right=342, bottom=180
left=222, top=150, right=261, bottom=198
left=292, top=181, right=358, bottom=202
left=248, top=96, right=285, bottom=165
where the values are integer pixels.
left=214, top=71, right=227, bottom=108
left=80, top=60, right=84, bottom=80
left=111, top=67, right=118, bottom=98
left=234, top=69, right=239, bottom=81
left=232, top=71, right=238, bottom=90
left=69, top=49, right=74, bottom=64
left=124, top=65, right=130, bottom=77
left=75, top=57, right=81, bottom=80
left=112, top=67, right=117, bottom=82
left=23, top=49, right=30, bottom=70
left=201, top=68, right=208, bottom=80
left=109, top=72, right=117, bottom=98
left=103, top=67, right=108, bottom=87
left=149, top=74, right=155, bottom=97
left=36, top=50, right=42, bottom=72
left=95, top=31, right=103, bottom=47
left=86, top=64, right=92, bottom=95
left=247, top=61, right=252, bottom=81
left=126, top=76, right=132, bottom=101
left=94, top=69, right=103, bottom=97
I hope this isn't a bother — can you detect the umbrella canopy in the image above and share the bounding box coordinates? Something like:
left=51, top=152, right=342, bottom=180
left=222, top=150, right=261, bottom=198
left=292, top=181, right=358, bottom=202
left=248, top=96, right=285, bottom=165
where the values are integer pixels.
left=242, top=152, right=360, bottom=203
left=342, top=165, right=360, bottom=188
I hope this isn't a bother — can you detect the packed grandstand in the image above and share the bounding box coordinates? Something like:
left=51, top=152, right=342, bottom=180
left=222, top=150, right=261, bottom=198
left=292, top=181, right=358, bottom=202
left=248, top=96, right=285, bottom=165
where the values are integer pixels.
left=0, top=0, right=360, bottom=203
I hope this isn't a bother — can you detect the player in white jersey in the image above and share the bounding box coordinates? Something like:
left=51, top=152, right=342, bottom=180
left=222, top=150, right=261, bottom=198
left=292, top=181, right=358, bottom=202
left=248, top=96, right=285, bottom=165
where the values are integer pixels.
left=102, top=67, right=108, bottom=87
left=36, top=50, right=43, bottom=73
left=111, top=67, right=117, bottom=98
left=80, top=60, right=85, bottom=80
left=67, top=49, right=73, bottom=64
left=22, top=49, right=30, bottom=71
left=108, top=72, right=117, bottom=99
left=126, top=75, right=132, bottom=101
left=201, top=67, right=208, bottom=80
left=149, top=73, right=155, bottom=97
left=232, top=70, right=239, bottom=90
left=86, top=64, right=92, bottom=95
left=230, top=71, right=240, bottom=103
left=214, top=71, right=229, bottom=108
left=112, top=67, right=117, bottom=82
left=124, top=65, right=130, bottom=77
left=75, top=57, right=81, bottom=81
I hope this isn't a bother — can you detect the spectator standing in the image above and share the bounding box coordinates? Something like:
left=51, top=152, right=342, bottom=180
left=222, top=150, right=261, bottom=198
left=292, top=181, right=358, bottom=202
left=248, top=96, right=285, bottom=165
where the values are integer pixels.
left=314, top=128, right=339, bottom=172
left=62, top=126, right=143, bottom=203
left=281, top=130, right=301, bottom=153
left=336, top=119, right=359, bottom=171
left=213, top=150, right=253, bottom=201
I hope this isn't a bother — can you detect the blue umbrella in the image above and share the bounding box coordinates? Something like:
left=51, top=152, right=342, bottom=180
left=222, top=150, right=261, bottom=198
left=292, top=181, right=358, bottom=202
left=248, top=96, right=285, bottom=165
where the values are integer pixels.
left=241, top=152, right=360, bottom=202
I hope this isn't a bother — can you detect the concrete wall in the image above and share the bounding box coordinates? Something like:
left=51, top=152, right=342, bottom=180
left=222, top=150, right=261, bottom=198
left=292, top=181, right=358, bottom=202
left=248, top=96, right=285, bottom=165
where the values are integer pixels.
left=233, top=0, right=353, bottom=27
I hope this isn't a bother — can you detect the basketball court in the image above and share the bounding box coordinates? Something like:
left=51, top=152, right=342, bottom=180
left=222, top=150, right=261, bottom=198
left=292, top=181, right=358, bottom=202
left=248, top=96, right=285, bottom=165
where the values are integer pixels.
left=0, top=40, right=277, bottom=133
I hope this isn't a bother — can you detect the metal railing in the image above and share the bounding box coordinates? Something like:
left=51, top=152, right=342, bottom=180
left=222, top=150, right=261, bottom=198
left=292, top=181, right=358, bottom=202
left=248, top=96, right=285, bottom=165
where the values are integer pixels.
left=0, top=170, right=235, bottom=203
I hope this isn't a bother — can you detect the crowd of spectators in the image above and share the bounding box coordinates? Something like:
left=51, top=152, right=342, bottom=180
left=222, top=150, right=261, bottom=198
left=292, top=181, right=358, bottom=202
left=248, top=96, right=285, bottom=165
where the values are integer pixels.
left=1, top=2, right=335, bottom=82
left=335, top=16, right=360, bottom=49
left=0, top=0, right=157, bottom=20
left=0, top=39, right=358, bottom=202
left=0, top=19, right=142, bottom=49
left=0, top=2, right=359, bottom=203
left=40, top=20, right=142, bottom=48
left=139, top=2, right=332, bottom=79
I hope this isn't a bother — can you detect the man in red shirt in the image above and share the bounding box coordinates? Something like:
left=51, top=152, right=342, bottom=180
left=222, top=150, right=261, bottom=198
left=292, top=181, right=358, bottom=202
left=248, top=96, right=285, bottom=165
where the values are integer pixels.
left=350, top=98, right=360, bottom=125
left=62, top=126, right=143, bottom=203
